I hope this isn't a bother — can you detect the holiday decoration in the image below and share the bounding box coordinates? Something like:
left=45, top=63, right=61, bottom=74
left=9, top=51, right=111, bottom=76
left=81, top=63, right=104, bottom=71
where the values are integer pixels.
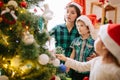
left=1, top=0, right=18, bottom=25
left=22, top=31, right=35, bottom=45
left=42, top=4, right=53, bottom=21
left=0, top=17, right=3, bottom=22
left=58, top=64, right=66, bottom=73
left=0, top=1, right=3, bottom=8
left=55, top=76, right=61, bottom=80
left=0, top=75, right=8, bottom=80
left=56, top=46, right=65, bottom=54
left=83, top=77, right=89, bottom=80
left=52, top=58, right=60, bottom=67
left=0, top=0, right=58, bottom=80
left=20, top=0, right=27, bottom=8
left=7, top=0, right=18, bottom=8
left=38, top=54, right=50, bottom=65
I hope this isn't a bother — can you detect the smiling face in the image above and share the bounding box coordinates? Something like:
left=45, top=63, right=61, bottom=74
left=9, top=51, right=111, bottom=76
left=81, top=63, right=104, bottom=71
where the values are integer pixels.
left=76, top=20, right=89, bottom=35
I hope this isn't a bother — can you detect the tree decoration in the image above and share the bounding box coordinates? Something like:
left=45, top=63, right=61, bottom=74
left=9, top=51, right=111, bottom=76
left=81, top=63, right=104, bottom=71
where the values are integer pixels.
left=55, top=46, right=65, bottom=54
left=52, top=58, right=60, bottom=67
left=55, top=76, right=61, bottom=80
left=0, top=75, right=8, bottom=80
left=38, top=54, right=50, bottom=65
left=58, top=64, right=66, bottom=73
left=7, top=0, right=18, bottom=8
left=42, top=4, right=53, bottom=21
left=38, top=16, right=45, bottom=31
left=0, top=1, right=3, bottom=8
left=22, top=31, right=35, bottom=45
left=0, top=0, right=60, bottom=79
left=83, top=77, right=89, bottom=80
left=1, top=4, right=18, bottom=25
left=20, top=0, right=28, bottom=8
left=0, top=17, right=3, bottom=23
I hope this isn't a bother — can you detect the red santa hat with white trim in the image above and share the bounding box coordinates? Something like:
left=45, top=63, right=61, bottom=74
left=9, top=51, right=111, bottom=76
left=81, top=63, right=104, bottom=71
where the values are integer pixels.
left=66, top=2, right=82, bottom=13
left=76, top=15, right=96, bottom=40
left=99, top=24, right=120, bottom=63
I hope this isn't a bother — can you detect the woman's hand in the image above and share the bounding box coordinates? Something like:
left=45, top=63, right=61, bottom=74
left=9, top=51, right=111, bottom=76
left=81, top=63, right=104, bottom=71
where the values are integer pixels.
left=56, top=54, right=67, bottom=61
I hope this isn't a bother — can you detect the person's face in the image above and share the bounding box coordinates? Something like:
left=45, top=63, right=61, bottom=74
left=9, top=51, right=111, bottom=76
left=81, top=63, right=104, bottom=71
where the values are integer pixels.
left=76, top=21, right=89, bottom=35
left=65, top=7, right=78, bottom=23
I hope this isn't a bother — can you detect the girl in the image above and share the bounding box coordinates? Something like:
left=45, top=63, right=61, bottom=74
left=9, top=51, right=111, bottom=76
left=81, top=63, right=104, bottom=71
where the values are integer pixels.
left=56, top=24, right=120, bottom=80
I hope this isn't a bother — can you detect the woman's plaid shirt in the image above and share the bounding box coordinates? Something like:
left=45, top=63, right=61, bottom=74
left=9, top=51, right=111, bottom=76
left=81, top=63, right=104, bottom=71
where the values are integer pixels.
left=49, top=23, right=79, bottom=57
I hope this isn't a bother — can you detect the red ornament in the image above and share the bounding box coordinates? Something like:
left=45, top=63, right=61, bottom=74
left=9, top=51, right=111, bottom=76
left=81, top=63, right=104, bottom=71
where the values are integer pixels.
left=99, top=0, right=105, bottom=4
left=20, top=1, right=27, bottom=8
left=0, top=1, right=3, bottom=7
left=83, top=77, right=89, bottom=80
left=108, top=20, right=113, bottom=24
left=1, top=14, right=16, bottom=25
left=50, top=76, right=55, bottom=80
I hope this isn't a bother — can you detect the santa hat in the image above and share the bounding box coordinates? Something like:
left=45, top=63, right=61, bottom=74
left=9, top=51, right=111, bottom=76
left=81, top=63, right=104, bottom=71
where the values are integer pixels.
left=66, top=2, right=82, bottom=13
left=76, top=15, right=96, bottom=40
left=99, top=24, right=120, bottom=63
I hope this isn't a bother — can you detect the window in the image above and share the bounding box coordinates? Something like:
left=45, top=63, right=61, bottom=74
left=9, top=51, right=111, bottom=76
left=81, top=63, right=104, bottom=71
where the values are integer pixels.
left=45, top=0, right=71, bottom=31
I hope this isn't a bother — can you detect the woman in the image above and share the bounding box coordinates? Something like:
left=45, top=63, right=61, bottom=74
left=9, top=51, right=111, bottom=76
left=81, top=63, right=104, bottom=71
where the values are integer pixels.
left=49, top=2, right=82, bottom=58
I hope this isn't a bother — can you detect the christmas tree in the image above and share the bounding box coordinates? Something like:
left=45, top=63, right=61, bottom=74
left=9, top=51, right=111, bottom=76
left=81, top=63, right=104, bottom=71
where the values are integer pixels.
left=0, top=0, right=61, bottom=80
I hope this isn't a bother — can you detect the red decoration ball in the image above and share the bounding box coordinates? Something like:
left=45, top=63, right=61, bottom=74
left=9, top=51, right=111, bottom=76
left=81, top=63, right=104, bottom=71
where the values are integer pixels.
left=0, top=1, right=3, bottom=7
left=83, top=77, right=89, bottom=80
left=20, top=1, right=27, bottom=8
left=50, top=76, right=55, bottom=80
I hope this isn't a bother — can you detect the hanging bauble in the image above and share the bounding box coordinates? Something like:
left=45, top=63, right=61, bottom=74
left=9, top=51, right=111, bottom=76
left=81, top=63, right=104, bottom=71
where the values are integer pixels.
left=0, top=75, right=8, bottom=80
left=58, top=64, right=66, bottom=73
left=42, top=4, right=53, bottom=20
left=1, top=5, right=18, bottom=25
left=38, top=54, right=49, bottom=65
left=99, top=0, right=105, bottom=4
left=11, top=55, right=21, bottom=67
left=0, top=17, right=3, bottom=23
left=0, top=1, right=3, bottom=8
left=20, top=0, right=27, bottom=8
left=51, top=75, right=61, bottom=80
left=50, top=76, right=55, bottom=80
left=22, top=31, right=35, bottom=45
left=83, top=77, right=89, bottom=80
left=20, top=60, right=35, bottom=75
left=7, top=0, right=18, bottom=8
left=55, top=76, right=61, bottom=80
left=38, top=17, right=45, bottom=31
left=52, top=58, right=60, bottom=67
